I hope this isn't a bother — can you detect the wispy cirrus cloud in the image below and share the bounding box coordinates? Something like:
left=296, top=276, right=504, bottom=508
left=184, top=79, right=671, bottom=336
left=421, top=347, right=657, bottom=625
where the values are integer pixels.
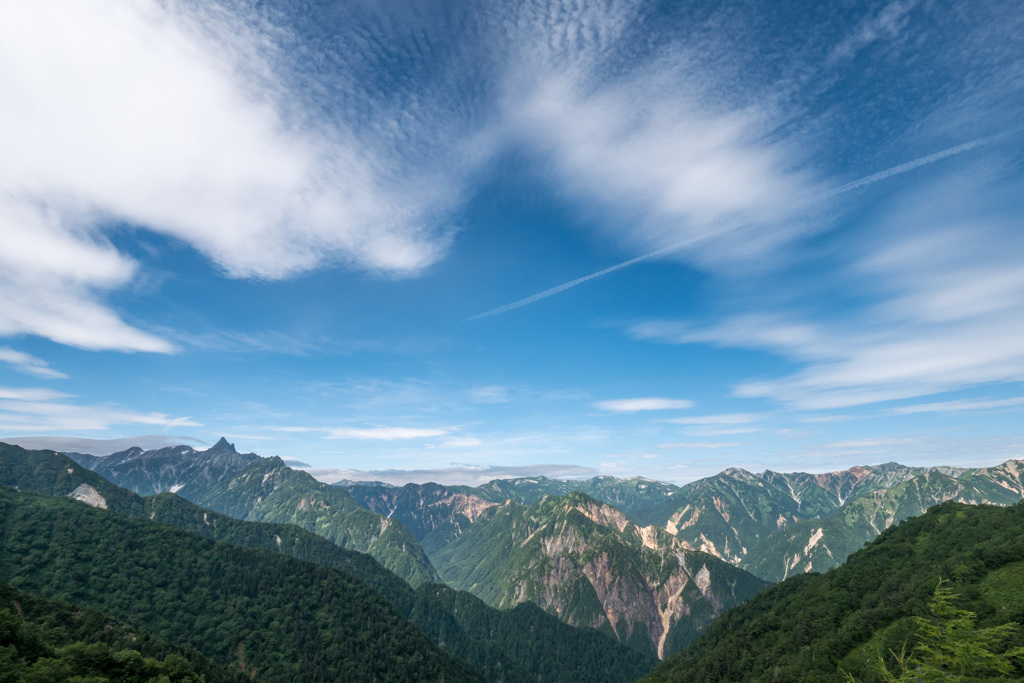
left=888, top=396, right=1024, bottom=415
left=305, top=463, right=598, bottom=487
left=594, top=398, right=694, bottom=412
left=327, top=426, right=450, bottom=441
left=0, top=0, right=491, bottom=352
left=826, top=0, right=917, bottom=66
left=0, top=347, right=68, bottom=380
left=496, top=1, right=817, bottom=264
left=0, top=386, right=200, bottom=432
left=635, top=171, right=1024, bottom=411
left=269, top=424, right=451, bottom=441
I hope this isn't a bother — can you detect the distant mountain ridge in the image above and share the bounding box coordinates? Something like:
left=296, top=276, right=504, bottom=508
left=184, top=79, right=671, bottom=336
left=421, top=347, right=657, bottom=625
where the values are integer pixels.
left=0, top=442, right=658, bottom=683
left=348, top=479, right=768, bottom=659
left=433, top=492, right=767, bottom=659
left=346, top=458, right=1024, bottom=585
left=66, top=438, right=440, bottom=587
left=67, top=437, right=259, bottom=497
left=641, top=498, right=1024, bottom=682
left=638, top=459, right=1024, bottom=581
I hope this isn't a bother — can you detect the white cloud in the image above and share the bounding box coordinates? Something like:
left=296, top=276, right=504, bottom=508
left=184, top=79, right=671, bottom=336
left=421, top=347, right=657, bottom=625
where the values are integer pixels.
left=326, top=426, right=450, bottom=441
left=0, top=387, right=200, bottom=432
left=0, top=0, right=483, bottom=351
left=501, top=11, right=816, bottom=267
left=656, top=442, right=742, bottom=449
left=665, top=413, right=762, bottom=425
left=594, top=398, right=694, bottom=412
left=0, top=347, right=68, bottom=380
left=305, top=463, right=598, bottom=487
left=267, top=423, right=451, bottom=440
left=889, top=396, right=1024, bottom=415
left=636, top=173, right=1024, bottom=410
left=827, top=0, right=917, bottom=65
left=0, top=387, right=70, bottom=401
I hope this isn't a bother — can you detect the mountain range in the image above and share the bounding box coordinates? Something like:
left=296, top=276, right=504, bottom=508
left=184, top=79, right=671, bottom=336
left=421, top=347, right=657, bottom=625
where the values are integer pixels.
left=26, top=436, right=1024, bottom=678
left=69, top=438, right=439, bottom=588
left=1, top=442, right=655, bottom=682
left=346, top=458, right=1024, bottom=584
left=641, top=497, right=1024, bottom=681
left=62, top=439, right=1024, bottom=659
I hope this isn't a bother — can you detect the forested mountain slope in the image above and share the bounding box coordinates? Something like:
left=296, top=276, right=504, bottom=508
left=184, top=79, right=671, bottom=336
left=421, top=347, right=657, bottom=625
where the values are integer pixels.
left=432, top=492, right=768, bottom=659
left=449, top=476, right=680, bottom=518
left=346, top=461, right=1024, bottom=586
left=0, top=579, right=247, bottom=682
left=641, top=500, right=1024, bottom=682
left=608, top=460, right=1024, bottom=582
left=67, top=438, right=440, bottom=587
left=1, top=442, right=657, bottom=683
left=0, top=486, right=484, bottom=682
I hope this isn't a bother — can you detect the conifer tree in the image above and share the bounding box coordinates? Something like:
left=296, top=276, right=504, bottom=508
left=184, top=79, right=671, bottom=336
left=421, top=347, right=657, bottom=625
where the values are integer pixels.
left=847, top=580, right=1024, bottom=682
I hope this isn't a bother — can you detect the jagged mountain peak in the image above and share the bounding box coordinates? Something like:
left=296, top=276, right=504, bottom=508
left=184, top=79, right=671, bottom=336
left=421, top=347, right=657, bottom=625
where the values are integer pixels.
left=721, top=467, right=756, bottom=480
left=867, top=461, right=908, bottom=472
left=207, top=436, right=236, bottom=453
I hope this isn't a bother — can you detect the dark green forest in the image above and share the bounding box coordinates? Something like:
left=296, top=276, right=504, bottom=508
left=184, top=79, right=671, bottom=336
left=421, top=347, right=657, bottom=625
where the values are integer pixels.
left=0, top=443, right=655, bottom=682
left=0, top=580, right=246, bottom=682
left=8, top=440, right=1024, bottom=682
left=0, top=488, right=483, bottom=682
left=642, top=500, right=1024, bottom=682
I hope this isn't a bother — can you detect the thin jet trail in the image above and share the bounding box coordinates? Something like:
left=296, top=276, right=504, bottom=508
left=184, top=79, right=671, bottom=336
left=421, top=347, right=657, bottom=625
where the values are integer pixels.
left=468, top=134, right=1002, bottom=320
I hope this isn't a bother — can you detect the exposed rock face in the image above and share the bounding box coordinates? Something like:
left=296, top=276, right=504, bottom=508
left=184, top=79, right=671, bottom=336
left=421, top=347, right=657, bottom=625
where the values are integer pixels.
left=66, top=483, right=107, bottom=509
left=431, top=492, right=768, bottom=660
left=649, top=459, right=1024, bottom=582
left=68, top=439, right=440, bottom=587
left=66, top=438, right=260, bottom=498
left=345, top=482, right=499, bottom=554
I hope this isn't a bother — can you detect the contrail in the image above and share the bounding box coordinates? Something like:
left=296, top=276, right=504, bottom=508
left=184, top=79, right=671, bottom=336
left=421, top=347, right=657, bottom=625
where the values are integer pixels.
left=821, top=134, right=1000, bottom=198
left=467, top=241, right=690, bottom=320
left=468, top=135, right=1000, bottom=320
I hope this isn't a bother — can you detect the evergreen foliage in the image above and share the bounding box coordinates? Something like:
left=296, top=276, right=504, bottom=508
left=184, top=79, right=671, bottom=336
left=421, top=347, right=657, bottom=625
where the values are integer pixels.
left=641, top=501, right=1024, bottom=682
left=0, top=445, right=657, bottom=683
left=0, top=487, right=484, bottom=683
left=63, top=440, right=440, bottom=587
left=0, top=581, right=245, bottom=682
left=432, top=492, right=768, bottom=659
left=846, top=581, right=1024, bottom=682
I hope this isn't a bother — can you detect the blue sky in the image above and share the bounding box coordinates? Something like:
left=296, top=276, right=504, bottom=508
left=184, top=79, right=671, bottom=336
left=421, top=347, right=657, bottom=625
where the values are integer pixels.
left=1, top=0, right=1023, bottom=485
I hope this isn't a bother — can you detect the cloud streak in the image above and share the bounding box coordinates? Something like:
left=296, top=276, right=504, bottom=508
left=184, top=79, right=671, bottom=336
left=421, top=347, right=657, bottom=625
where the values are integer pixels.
left=638, top=170, right=1024, bottom=410
left=269, top=424, right=451, bottom=441
left=305, top=463, right=598, bottom=487
left=0, top=348, right=67, bottom=380
left=594, top=397, right=694, bottom=412
left=0, top=386, right=200, bottom=432
left=469, top=135, right=998, bottom=319
left=0, top=0, right=490, bottom=351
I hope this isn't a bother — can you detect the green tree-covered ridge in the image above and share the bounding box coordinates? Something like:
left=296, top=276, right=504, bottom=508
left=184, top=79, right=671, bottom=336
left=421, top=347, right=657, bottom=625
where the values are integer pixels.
left=641, top=499, right=1024, bottom=682
left=431, top=491, right=768, bottom=659
left=68, top=439, right=440, bottom=587
left=0, top=579, right=247, bottom=682
left=0, top=442, right=656, bottom=683
left=846, top=580, right=1024, bottom=682
left=348, top=459, right=1024, bottom=584
left=0, top=486, right=483, bottom=682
